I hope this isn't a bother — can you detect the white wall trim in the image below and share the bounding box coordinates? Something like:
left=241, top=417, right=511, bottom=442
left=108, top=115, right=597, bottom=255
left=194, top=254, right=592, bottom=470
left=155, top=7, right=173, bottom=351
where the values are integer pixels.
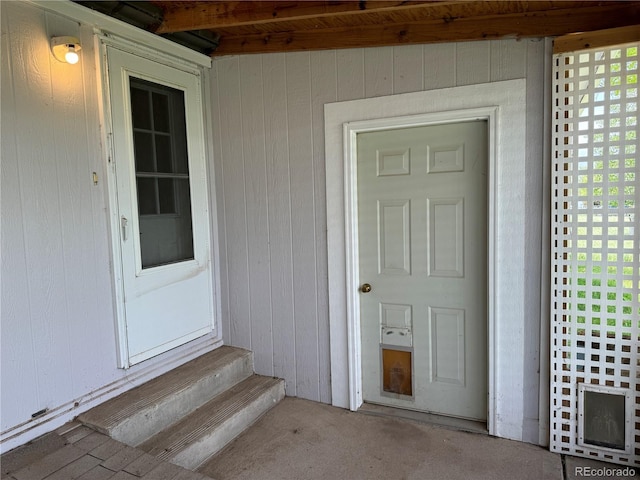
left=325, top=79, right=527, bottom=441
left=97, top=33, right=204, bottom=75
left=26, top=0, right=211, bottom=68
left=202, top=67, right=225, bottom=363
left=94, top=33, right=129, bottom=368
left=538, top=36, right=554, bottom=447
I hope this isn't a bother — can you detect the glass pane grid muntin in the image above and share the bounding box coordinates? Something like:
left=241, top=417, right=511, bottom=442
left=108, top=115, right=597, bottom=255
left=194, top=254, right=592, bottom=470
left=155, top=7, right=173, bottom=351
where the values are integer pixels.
left=551, top=43, right=639, bottom=466
left=131, top=77, right=191, bottom=216
left=129, top=76, right=195, bottom=269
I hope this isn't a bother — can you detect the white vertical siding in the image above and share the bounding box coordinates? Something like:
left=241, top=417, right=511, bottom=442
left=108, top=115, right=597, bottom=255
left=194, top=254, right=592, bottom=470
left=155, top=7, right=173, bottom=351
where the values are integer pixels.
left=239, top=56, right=273, bottom=377
left=262, top=53, right=297, bottom=391
left=1, top=1, right=116, bottom=433
left=423, top=43, right=456, bottom=88
left=211, top=38, right=547, bottom=438
left=393, top=44, right=424, bottom=94
left=336, top=49, right=364, bottom=101
left=364, top=46, right=394, bottom=97
left=456, top=42, right=491, bottom=85
left=0, top=1, right=39, bottom=429
left=309, top=50, right=335, bottom=404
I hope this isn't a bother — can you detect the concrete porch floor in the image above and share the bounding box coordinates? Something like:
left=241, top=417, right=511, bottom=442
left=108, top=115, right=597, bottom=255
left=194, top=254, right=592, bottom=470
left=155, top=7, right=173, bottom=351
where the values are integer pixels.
left=201, top=397, right=561, bottom=480
left=3, top=397, right=637, bottom=480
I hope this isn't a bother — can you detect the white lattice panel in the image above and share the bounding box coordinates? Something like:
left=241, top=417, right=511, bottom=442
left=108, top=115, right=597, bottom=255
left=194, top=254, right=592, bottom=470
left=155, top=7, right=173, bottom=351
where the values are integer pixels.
left=551, top=42, right=639, bottom=466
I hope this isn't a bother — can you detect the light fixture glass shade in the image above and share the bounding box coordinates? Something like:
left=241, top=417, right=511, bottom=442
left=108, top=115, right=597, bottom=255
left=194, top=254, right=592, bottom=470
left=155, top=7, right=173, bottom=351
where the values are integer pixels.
left=51, top=36, right=81, bottom=64
left=65, top=50, right=79, bottom=65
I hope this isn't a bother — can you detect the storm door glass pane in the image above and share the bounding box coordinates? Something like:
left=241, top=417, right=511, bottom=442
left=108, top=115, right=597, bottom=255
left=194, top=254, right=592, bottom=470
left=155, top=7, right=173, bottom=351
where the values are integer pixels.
left=136, top=178, right=157, bottom=215
left=158, top=178, right=175, bottom=214
left=130, top=87, right=151, bottom=129
left=129, top=77, right=194, bottom=269
left=133, top=132, right=154, bottom=172
left=156, top=135, right=172, bottom=173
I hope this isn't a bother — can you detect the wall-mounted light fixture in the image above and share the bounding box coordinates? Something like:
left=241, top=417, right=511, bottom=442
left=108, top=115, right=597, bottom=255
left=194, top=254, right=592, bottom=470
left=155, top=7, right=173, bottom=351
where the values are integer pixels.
left=51, top=36, right=82, bottom=65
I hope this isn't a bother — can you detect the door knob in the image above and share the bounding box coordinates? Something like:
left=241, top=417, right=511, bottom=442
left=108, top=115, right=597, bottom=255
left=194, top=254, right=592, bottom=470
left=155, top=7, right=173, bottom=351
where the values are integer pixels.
left=360, top=283, right=372, bottom=293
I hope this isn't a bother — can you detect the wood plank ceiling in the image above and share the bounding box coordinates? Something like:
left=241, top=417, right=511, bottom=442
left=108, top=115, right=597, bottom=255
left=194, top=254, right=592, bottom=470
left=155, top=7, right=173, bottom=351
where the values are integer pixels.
left=76, top=1, right=640, bottom=55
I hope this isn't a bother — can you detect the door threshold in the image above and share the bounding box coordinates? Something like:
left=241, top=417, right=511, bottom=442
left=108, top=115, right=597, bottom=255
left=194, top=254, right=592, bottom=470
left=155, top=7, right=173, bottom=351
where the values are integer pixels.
left=358, top=403, right=488, bottom=435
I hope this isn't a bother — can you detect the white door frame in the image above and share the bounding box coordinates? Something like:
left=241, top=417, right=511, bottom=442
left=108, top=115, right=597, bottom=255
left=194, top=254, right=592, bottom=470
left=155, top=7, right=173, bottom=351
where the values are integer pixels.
left=97, top=33, right=222, bottom=368
left=325, top=80, right=528, bottom=440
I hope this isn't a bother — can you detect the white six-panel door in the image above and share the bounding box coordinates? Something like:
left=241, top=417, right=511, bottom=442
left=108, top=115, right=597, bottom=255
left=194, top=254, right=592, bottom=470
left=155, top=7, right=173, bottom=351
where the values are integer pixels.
left=107, top=46, right=214, bottom=366
left=358, top=121, right=487, bottom=420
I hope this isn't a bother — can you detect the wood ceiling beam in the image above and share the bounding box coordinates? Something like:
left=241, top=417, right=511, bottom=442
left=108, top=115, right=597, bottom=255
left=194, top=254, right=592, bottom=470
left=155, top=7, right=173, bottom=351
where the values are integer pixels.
left=204, top=1, right=599, bottom=37
left=211, top=4, right=640, bottom=56
left=155, top=1, right=614, bottom=36
left=554, top=25, right=640, bottom=53
left=156, top=1, right=447, bottom=34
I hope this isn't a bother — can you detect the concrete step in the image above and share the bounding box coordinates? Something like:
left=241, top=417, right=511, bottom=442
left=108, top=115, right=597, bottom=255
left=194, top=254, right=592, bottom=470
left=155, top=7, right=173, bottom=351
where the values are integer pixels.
left=140, top=375, right=285, bottom=470
left=78, top=346, right=254, bottom=446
